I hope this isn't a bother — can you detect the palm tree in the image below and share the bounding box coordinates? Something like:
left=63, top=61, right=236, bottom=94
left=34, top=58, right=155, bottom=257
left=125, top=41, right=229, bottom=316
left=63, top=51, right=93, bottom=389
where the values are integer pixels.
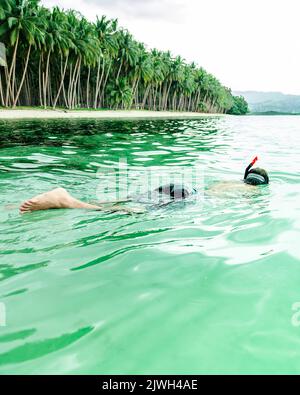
left=93, top=16, right=118, bottom=109
left=129, top=43, right=151, bottom=108
left=52, top=7, right=75, bottom=109
left=12, top=1, right=44, bottom=108
left=0, top=0, right=41, bottom=106
left=0, top=1, right=239, bottom=113
left=108, top=77, right=132, bottom=109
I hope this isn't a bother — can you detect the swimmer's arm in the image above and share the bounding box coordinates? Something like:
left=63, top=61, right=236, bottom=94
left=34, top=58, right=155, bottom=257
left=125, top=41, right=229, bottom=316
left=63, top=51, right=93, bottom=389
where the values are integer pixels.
left=156, top=201, right=174, bottom=208
left=96, top=204, right=145, bottom=214
left=91, top=198, right=133, bottom=205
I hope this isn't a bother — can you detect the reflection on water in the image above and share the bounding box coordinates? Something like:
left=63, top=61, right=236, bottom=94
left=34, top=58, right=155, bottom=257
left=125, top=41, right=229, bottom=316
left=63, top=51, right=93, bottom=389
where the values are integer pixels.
left=1, top=116, right=300, bottom=373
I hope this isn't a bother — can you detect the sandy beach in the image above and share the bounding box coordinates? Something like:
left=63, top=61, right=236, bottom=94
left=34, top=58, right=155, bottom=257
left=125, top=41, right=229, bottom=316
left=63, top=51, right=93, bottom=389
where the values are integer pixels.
left=0, top=109, right=224, bottom=120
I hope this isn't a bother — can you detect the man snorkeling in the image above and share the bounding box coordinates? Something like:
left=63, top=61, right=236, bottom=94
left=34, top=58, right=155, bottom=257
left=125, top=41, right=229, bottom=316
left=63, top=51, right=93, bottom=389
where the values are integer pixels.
left=243, top=156, right=269, bottom=185
left=207, top=156, right=269, bottom=196
left=153, top=156, right=269, bottom=200
left=19, top=156, right=269, bottom=214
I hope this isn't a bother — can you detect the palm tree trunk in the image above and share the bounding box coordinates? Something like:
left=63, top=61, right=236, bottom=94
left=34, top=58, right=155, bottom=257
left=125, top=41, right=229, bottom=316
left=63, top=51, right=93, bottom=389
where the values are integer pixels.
left=149, top=87, right=154, bottom=110
left=0, top=70, right=5, bottom=106
left=164, top=80, right=172, bottom=110
left=68, top=59, right=79, bottom=108
left=13, top=44, right=32, bottom=108
left=129, top=75, right=140, bottom=108
left=94, top=58, right=105, bottom=108
left=24, top=72, right=30, bottom=105
left=10, top=49, right=18, bottom=105
left=131, top=77, right=139, bottom=107
left=178, top=95, right=182, bottom=111
left=172, top=91, right=177, bottom=110
left=161, top=82, right=167, bottom=110
left=141, top=84, right=151, bottom=109
left=38, top=54, right=43, bottom=106
left=194, top=89, right=201, bottom=111
left=86, top=65, right=90, bottom=108
left=116, top=58, right=123, bottom=81
left=53, top=54, right=68, bottom=109
left=100, top=61, right=112, bottom=107
left=158, top=83, right=163, bottom=110
left=153, top=84, right=158, bottom=110
left=93, top=56, right=101, bottom=108
left=5, top=32, right=20, bottom=107
left=0, top=75, right=5, bottom=107
left=71, top=57, right=81, bottom=109
left=43, top=51, right=51, bottom=108
left=97, top=62, right=106, bottom=107
left=188, top=94, right=192, bottom=111
left=49, top=72, right=54, bottom=107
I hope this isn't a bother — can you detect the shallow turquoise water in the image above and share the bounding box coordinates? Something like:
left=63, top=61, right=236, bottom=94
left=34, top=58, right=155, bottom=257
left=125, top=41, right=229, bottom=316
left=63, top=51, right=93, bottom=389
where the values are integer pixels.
left=1, top=115, right=300, bottom=374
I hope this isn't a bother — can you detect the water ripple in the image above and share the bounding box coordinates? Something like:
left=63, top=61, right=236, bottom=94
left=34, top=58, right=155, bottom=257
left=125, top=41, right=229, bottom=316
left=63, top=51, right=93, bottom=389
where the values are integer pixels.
left=1, top=116, right=300, bottom=373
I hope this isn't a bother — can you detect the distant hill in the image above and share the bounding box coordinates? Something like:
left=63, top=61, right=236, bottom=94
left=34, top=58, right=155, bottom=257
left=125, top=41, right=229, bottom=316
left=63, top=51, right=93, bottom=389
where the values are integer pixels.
left=233, top=91, right=300, bottom=114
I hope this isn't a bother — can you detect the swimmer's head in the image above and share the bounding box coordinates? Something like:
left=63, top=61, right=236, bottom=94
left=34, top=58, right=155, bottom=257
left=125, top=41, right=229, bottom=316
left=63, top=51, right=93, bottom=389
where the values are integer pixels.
left=243, top=156, right=269, bottom=186
left=244, top=167, right=269, bottom=185
left=156, top=184, right=190, bottom=199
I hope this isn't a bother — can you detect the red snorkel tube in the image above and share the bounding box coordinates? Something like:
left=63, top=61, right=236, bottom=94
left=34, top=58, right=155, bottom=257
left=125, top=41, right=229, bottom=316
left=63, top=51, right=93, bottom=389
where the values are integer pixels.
left=244, top=156, right=258, bottom=180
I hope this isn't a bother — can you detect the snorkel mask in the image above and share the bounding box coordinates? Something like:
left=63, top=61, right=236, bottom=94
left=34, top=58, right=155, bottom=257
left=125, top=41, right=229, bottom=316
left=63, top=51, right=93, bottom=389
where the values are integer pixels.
left=244, top=156, right=268, bottom=185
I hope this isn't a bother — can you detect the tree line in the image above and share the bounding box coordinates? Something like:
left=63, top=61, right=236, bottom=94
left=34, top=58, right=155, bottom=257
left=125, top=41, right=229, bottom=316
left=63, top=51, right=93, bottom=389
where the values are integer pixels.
left=0, top=0, right=248, bottom=114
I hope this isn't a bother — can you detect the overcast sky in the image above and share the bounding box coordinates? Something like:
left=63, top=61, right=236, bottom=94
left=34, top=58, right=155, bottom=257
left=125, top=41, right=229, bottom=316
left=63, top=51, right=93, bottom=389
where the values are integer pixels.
left=41, top=0, right=300, bottom=94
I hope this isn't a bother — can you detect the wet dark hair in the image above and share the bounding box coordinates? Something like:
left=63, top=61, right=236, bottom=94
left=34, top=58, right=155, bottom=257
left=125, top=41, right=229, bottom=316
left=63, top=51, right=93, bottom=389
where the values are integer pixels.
left=156, top=183, right=190, bottom=199
left=244, top=167, right=269, bottom=185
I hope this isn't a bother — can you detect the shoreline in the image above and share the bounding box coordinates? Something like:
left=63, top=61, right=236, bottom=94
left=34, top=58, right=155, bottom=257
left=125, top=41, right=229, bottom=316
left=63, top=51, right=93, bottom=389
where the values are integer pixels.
left=0, top=109, right=225, bottom=120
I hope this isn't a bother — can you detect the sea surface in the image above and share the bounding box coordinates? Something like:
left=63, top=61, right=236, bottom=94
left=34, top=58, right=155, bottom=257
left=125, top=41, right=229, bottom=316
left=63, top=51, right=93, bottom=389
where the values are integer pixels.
left=1, top=115, right=300, bottom=374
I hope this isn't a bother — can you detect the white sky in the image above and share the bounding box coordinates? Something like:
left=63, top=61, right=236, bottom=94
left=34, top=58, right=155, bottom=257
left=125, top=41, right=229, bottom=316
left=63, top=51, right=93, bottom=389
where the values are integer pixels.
left=41, top=0, right=300, bottom=94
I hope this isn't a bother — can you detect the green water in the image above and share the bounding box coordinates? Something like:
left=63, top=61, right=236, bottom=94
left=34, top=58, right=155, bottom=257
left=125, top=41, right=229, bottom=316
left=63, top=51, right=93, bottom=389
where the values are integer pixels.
left=1, top=115, right=300, bottom=374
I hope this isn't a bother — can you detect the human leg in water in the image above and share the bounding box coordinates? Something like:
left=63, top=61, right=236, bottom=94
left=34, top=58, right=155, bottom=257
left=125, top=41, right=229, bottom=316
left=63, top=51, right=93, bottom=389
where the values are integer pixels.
left=19, top=188, right=145, bottom=214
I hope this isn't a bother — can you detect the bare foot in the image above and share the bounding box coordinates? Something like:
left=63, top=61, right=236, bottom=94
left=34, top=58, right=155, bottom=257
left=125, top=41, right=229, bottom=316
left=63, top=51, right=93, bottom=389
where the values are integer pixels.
left=19, top=188, right=100, bottom=213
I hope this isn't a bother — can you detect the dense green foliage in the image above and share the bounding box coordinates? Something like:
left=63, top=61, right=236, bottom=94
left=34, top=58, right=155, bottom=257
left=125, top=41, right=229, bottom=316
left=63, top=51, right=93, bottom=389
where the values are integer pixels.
left=0, top=0, right=241, bottom=113
left=227, top=95, right=249, bottom=115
